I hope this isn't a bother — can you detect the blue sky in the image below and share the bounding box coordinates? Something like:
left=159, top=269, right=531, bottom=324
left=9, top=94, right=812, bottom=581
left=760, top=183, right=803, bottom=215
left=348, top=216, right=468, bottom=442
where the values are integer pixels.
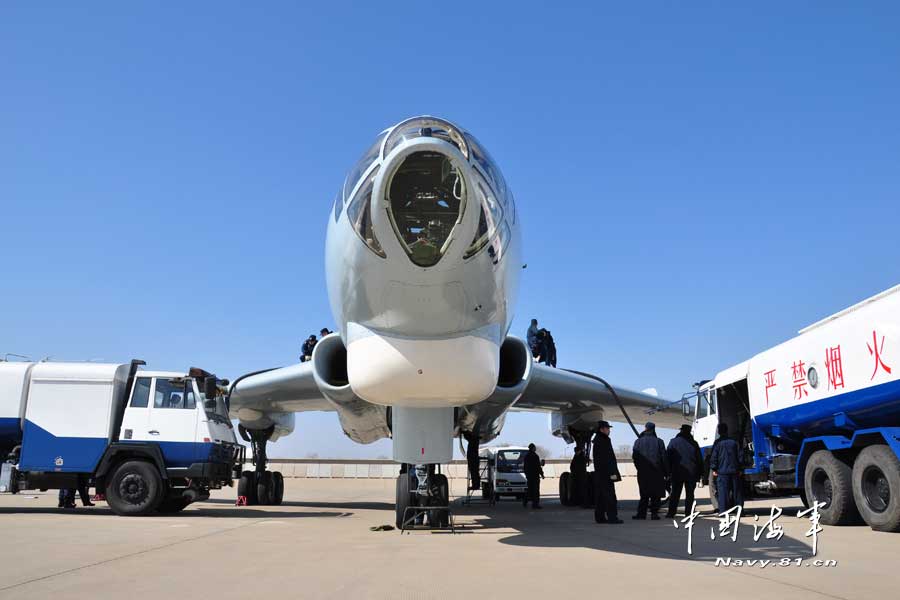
left=2, top=3, right=898, bottom=457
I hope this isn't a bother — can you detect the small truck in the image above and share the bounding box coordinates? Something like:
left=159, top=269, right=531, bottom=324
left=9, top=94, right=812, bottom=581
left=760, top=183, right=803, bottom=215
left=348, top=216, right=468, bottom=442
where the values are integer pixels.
left=0, top=359, right=242, bottom=515
left=478, top=446, right=531, bottom=502
left=690, top=284, right=900, bottom=531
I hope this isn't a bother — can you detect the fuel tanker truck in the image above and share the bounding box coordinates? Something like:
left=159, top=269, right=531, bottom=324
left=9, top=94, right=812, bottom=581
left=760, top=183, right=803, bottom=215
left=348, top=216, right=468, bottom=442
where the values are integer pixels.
left=691, top=283, right=900, bottom=531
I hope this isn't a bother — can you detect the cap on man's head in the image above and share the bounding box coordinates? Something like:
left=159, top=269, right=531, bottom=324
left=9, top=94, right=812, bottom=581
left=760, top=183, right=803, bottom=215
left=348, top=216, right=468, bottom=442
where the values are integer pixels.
left=320, top=328, right=330, bottom=335
left=528, top=443, right=536, bottom=451
left=597, top=420, right=612, bottom=429
left=718, top=423, right=729, bottom=436
left=531, top=318, right=537, bottom=325
left=679, top=424, right=693, bottom=433
left=644, top=422, right=656, bottom=431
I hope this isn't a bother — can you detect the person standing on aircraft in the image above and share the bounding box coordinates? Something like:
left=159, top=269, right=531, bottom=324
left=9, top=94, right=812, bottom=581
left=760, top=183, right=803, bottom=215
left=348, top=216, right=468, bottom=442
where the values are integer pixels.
left=592, top=421, right=623, bottom=523
left=300, top=335, right=317, bottom=362
left=710, top=423, right=742, bottom=512
left=632, top=422, right=669, bottom=520
left=544, top=329, right=557, bottom=367
left=319, top=328, right=332, bottom=338
left=569, top=446, right=588, bottom=507
left=526, top=319, right=539, bottom=357
left=523, top=443, right=544, bottom=509
left=665, top=424, right=702, bottom=518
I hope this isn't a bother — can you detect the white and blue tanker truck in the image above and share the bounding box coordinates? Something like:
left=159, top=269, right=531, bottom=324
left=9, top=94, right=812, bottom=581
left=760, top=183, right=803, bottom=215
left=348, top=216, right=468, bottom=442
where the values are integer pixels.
left=0, top=359, right=242, bottom=515
left=690, top=284, right=900, bottom=531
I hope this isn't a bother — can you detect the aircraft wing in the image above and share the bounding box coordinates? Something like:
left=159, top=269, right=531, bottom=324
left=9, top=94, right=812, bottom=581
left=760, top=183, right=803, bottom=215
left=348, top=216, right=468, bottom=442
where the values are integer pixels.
left=229, top=363, right=334, bottom=416
left=513, top=363, right=688, bottom=431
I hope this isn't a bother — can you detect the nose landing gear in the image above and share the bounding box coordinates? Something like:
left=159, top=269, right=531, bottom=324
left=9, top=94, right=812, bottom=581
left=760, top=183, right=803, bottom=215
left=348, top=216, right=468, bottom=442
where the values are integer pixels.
left=237, top=425, right=284, bottom=506
left=395, top=464, right=452, bottom=531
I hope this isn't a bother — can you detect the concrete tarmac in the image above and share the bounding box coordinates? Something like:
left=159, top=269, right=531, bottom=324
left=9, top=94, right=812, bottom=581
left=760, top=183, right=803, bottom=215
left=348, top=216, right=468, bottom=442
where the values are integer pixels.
left=0, top=478, right=895, bottom=599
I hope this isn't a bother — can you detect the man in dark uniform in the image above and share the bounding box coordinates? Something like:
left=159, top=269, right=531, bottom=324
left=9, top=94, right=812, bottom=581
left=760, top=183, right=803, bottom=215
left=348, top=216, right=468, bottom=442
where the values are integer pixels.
left=592, top=421, right=623, bottom=524
left=464, top=431, right=481, bottom=490
left=569, top=446, right=588, bottom=506
left=710, top=422, right=742, bottom=512
left=632, top=422, right=670, bottom=520
left=300, top=335, right=317, bottom=362
left=522, top=443, right=544, bottom=509
left=665, top=424, right=703, bottom=518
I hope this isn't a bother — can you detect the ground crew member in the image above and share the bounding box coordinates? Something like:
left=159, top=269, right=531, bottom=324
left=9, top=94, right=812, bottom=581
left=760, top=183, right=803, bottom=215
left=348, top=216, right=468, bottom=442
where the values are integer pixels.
left=632, top=422, right=669, bottom=520
left=569, top=446, right=588, bottom=506
left=710, top=422, right=742, bottom=512
left=522, top=443, right=544, bottom=509
left=527, top=319, right=539, bottom=358
left=544, top=329, right=557, bottom=367
left=300, top=334, right=317, bottom=362
left=464, top=431, right=481, bottom=490
left=665, top=424, right=702, bottom=518
left=592, top=421, right=623, bottom=524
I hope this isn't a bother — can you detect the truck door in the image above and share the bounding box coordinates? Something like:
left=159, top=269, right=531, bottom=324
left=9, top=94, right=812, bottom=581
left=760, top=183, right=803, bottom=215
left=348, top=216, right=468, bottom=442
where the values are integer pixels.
left=148, top=377, right=200, bottom=467
left=122, top=377, right=199, bottom=466
left=693, top=385, right=718, bottom=452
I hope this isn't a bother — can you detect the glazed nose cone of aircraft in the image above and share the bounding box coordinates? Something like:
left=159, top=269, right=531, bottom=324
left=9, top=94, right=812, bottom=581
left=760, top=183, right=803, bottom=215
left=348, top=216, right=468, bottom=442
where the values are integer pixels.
left=325, top=116, right=522, bottom=409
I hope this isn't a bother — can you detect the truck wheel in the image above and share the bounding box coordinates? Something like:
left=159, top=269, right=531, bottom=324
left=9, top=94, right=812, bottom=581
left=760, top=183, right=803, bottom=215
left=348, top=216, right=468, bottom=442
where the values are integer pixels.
left=804, top=450, right=859, bottom=525
left=271, top=471, right=284, bottom=506
left=559, top=472, right=571, bottom=506
left=257, top=471, right=273, bottom=505
left=106, top=460, right=163, bottom=516
left=852, top=445, right=900, bottom=532
left=429, top=474, right=449, bottom=528
left=238, top=470, right=258, bottom=505
left=395, top=473, right=412, bottom=529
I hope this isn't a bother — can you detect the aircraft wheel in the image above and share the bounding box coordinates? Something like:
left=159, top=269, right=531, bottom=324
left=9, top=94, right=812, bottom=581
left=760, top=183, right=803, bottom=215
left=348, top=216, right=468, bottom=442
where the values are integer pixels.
left=257, top=471, right=273, bottom=506
left=852, top=445, right=900, bottom=532
left=238, top=470, right=258, bottom=505
left=429, top=474, right=450, bottom=528
left=805, top=450, right=859, bottom=525
left=395, top=473, right=412, bottom=529
left=559, top=472, right=572, bottom=506
left=271, top=471, right=284, bottom=506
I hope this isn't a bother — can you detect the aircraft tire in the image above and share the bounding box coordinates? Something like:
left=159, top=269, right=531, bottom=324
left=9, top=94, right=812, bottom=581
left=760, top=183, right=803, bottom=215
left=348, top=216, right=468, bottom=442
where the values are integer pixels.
left=852, top=445, right=900, bottom=532
left=805, top=450, right=859, bottom=525
left=396, top=473, right=411, bottom=529
left=429, top=474, right=450, bottom=528
left=238, top=470, right=258, bottom=505
left=271, top=471, right=285, bottom=506
left=257, top=471, right=273, bottom=506
left=559, top=472, right=572, bottom=506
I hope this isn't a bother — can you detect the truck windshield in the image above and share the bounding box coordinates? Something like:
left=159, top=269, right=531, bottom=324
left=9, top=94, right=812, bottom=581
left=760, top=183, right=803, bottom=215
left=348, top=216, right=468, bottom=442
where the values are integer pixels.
left=496, top=450, right=525, bottom=473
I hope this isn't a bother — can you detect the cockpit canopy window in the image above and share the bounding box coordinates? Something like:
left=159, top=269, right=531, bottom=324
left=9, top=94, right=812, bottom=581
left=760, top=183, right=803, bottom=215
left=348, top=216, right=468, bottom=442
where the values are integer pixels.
left=464, top=180, right=504, bottom=259
left=344, top=131, right=387, bottom=203
left=387, top=151, right=465, bottom=267
left=384, top=117, right=469, bottom=160
left=347, top=166, right=386, bottom=258
left=332, top=189, right=342, bottom=223
left=465, top=133, right=507, bottom=203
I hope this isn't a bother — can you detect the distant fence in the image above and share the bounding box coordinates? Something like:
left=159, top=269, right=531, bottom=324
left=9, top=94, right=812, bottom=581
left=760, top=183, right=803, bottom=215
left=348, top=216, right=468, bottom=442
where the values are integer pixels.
left=243, top=458, right=637, bottom=479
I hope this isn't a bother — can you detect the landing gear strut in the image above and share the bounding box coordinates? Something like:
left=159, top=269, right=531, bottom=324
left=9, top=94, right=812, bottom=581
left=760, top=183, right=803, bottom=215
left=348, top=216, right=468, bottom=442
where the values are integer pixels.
left=395, top=464, right=450, bottom=530
left=238, top=425, right=284, bottom=506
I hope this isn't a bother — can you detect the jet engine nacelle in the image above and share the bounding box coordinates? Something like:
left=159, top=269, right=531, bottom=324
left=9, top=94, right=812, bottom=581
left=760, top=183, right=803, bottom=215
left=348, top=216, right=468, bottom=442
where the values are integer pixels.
left=311, top=333, right=392, bottom=444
